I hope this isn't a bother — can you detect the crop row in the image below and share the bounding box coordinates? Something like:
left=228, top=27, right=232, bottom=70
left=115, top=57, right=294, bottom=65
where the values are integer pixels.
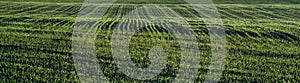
left=0, top=2, right=299, bottom=82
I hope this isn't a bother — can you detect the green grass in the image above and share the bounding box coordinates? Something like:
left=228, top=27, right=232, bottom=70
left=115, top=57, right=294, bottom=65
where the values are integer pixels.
left=0, top=1, right=299, bottom=82
left=1, top=0, right=300, bottom=4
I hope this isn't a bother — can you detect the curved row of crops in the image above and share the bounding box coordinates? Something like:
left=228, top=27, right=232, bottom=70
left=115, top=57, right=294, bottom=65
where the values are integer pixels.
left=0, top=1, right=299, bottom=82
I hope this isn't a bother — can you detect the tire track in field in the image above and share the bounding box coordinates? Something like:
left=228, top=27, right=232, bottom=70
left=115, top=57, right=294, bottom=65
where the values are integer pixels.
left=6, top=4, right=48, bottom=15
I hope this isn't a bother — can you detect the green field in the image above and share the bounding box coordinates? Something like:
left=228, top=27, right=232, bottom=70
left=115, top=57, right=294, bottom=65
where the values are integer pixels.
left=1, top=0, right=300, bottom=4
left=0, top=0, right=299, bottom=82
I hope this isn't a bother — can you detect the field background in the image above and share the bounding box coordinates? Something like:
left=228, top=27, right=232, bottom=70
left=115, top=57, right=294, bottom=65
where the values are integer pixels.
left=1, top=0, right=300, bottom=4
left=0, top=0, right=299, bottom=82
